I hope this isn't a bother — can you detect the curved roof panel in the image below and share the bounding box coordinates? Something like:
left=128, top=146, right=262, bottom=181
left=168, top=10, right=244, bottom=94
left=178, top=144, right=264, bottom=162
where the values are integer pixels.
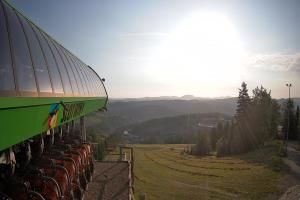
left=0, top=0, right=107, bottom=98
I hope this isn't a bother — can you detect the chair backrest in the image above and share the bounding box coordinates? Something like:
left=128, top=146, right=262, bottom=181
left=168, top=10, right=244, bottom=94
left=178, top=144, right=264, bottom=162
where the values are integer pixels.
left=0, top=148, right=16, bottom=178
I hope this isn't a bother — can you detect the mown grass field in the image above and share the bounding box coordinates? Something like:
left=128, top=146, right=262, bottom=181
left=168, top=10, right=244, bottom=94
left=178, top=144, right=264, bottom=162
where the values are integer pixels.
left=132, top=144, right=283, bottom=200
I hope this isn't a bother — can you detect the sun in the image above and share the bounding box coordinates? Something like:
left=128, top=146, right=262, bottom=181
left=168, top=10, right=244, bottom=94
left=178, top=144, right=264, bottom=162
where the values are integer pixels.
left=147, top=12, right=246, bottom=90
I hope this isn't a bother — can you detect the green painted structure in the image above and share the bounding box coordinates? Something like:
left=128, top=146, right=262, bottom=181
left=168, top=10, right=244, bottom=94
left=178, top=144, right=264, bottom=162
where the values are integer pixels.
left=0, top=0, right=108, bottom=151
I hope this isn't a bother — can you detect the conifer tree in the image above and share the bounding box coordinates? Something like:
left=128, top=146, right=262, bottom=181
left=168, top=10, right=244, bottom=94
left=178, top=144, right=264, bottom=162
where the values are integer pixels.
left=217, top=82, right=280, bottom=156
left=270, top=99, right=280, bottom=139
left=236, top=82, right=251, bottom=120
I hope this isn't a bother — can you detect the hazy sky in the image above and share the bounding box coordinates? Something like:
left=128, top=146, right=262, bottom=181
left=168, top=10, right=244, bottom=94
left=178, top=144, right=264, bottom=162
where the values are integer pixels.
left=11, top=0, right=300, bottom=98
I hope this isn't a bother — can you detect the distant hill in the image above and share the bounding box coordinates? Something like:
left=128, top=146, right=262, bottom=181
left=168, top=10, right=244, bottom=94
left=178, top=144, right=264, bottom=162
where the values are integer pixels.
left=113, top=113, right=232, bottom=144
left=277, top=98, right=300, bottom=108
left=107, top=98, right=237, bottom=121
left=86, top=98, right=237, bottom=135
left=110, top=95, right=233, bottom=102
left=86, top=97, right=300, bottom=135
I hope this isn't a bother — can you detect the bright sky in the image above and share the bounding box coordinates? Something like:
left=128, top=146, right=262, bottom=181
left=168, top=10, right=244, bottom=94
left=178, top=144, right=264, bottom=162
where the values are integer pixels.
left=11, top=0, right=300, bottom=98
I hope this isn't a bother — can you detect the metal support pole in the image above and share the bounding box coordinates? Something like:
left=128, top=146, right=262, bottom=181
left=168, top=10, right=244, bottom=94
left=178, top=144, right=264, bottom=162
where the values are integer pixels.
left=119, top=147, right=122, bottom=161
left=287, top=86, right=290, bottom=142
left=58, top=126, right=63, bottom=140
left=65, top=123, right=70, bottom=135
left=286, top=83, right=292, bottom=152
left=70, top=120, right=75, bottom=135
left=80, top=116, right=86, bottom=141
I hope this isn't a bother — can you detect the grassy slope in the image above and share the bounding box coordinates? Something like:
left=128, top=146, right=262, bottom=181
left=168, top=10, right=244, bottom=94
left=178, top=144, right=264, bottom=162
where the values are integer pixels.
left=133, top=144, right=283, bottom=200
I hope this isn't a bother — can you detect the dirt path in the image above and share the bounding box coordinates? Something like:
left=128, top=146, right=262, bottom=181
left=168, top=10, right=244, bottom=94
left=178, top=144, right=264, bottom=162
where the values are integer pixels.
left=280, top=143, right=300, bottom=199
left=284, top=143, right=300, bottom=177
left=279, top=185, right=300, bottom=200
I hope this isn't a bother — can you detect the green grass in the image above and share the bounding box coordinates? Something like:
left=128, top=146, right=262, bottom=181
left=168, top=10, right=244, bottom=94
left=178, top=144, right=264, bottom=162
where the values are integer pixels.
left=132, top=144, right=282, bottom=200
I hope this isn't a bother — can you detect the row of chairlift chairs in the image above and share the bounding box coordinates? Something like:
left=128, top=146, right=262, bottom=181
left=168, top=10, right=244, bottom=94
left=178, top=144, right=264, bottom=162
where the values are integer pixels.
left=0, top=123, right=94, bottom=200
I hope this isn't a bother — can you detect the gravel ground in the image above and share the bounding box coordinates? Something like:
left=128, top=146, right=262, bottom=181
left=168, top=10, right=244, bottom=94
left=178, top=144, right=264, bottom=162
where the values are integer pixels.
left=85, top=161, right=130, bottom=200
left=279, top=144, right=300, bottom=200
left=279, top=185, right=300, bottom=200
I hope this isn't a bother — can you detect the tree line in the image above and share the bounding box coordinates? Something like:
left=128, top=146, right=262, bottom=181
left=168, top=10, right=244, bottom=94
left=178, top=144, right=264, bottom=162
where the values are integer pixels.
left=282, top=99, right=300, bottom=140
left=192, top=82, right=300, bottom=156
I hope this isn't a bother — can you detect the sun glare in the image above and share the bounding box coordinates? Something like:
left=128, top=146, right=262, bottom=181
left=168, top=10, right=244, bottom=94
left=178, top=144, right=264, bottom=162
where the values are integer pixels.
left=148, top=12, right=246, bottom=89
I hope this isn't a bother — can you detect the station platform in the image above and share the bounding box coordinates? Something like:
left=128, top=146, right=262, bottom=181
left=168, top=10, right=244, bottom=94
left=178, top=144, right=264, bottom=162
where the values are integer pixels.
left=85, top=161, right=133, bottom=200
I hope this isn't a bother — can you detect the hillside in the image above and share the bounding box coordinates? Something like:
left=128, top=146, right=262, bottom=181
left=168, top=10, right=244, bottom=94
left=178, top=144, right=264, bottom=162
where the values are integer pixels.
left=86, top=97, right=300, bottom=136
left=86, top=98, right=237, bottom=134
left=108, top=98, right=237, bottom=121
left=113, top=113, right=231, bottom=144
